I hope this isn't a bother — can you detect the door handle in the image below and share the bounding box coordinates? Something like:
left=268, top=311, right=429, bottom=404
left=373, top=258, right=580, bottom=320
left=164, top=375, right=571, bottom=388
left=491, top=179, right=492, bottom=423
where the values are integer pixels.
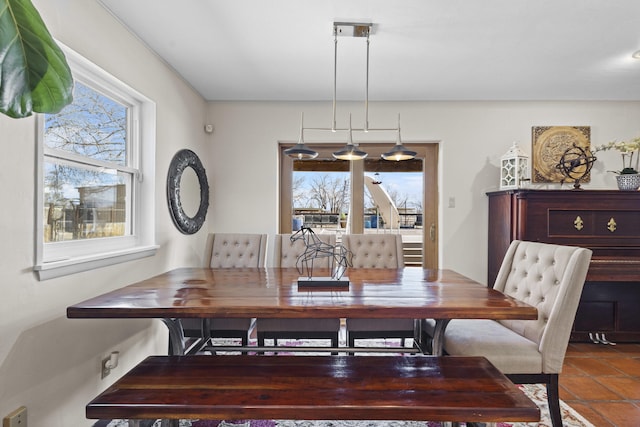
left=429, top=223, right=436, bottom=242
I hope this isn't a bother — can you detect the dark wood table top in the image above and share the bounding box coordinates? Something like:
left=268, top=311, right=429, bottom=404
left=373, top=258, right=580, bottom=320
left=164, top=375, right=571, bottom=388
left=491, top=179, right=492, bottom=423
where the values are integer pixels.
left=86, top=354, right=541, bottom=422
left=67, top=267, right=537, bottom=321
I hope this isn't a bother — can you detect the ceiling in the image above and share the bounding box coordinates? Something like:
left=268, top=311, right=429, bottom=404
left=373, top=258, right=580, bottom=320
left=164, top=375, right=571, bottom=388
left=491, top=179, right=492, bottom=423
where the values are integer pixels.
left=98, top=0, right=640, bottom=102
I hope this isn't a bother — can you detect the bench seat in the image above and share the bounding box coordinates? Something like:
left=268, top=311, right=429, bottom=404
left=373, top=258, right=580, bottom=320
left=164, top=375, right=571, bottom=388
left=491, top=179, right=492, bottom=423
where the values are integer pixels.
left=87, top=355, right=540, bottom=423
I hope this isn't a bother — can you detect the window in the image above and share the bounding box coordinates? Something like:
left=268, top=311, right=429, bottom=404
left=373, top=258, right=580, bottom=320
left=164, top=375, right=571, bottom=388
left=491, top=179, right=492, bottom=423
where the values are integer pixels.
left=34, top=45, right=157, bottom=280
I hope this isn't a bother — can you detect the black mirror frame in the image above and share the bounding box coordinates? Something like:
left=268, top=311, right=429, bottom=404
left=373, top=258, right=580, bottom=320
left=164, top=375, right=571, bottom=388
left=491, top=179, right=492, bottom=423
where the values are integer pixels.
left=167, top=149, right=209, bottom=234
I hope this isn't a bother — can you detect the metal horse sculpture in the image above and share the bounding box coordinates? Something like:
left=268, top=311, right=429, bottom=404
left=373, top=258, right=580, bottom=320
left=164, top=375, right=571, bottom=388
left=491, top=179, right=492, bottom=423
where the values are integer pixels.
left=290, top=226, right=352, bottom=280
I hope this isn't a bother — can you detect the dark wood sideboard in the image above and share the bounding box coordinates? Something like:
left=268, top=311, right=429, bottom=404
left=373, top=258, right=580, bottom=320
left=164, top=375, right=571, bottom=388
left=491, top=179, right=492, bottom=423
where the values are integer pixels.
left=487, top=189, right=640, bottom=342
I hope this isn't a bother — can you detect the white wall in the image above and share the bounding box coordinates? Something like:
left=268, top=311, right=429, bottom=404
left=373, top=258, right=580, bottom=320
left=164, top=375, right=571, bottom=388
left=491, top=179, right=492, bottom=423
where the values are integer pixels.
left=207, top=100, right=640, bottom=280
left=0, top=1, right=210, bottom=426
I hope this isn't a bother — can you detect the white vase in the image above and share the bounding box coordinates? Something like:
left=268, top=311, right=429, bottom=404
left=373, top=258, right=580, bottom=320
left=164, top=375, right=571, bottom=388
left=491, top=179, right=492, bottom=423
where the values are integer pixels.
left=615, top=173, right=640, bottom=191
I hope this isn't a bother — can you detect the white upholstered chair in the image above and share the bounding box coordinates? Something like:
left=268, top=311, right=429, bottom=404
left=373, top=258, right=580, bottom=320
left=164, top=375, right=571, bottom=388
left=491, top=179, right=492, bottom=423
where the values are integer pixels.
left=341, top=233, right=416, bottom=349
left=256, top=233, right=341, bottom=350
left=182, top=233, right=267, bottom=349
left=423, top=240, right=592, bottom=427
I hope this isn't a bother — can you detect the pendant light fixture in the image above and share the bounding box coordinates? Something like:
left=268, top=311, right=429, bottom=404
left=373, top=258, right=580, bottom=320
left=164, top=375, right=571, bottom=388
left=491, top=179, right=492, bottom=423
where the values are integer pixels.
left=381, top=114, right=417, bottom=161
left=283, top=113, right=318, bottom=160
left=332, top=114, right=368, bottom=160
left=288, top=22, right=416, bottom=162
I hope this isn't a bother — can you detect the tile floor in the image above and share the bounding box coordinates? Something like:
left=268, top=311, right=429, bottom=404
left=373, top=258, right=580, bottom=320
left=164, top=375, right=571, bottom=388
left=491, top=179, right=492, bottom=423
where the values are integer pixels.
left=560, top=342, right=640, bottom=426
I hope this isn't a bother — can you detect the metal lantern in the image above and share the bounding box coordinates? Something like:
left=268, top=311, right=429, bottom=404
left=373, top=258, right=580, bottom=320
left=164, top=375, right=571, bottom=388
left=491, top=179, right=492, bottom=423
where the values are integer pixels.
left=500, top=142, right=529, bottom=189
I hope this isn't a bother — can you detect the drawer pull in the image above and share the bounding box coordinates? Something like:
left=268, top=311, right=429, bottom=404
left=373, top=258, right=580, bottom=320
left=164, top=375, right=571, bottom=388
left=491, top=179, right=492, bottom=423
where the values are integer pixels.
left=607, top=217, right=617, bottom=232
left=574, top=216, right=584, bottom=231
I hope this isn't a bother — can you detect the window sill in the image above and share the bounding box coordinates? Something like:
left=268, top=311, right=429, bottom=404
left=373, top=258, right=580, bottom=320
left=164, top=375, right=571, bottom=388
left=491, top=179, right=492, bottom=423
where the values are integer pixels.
left=34, top=245, right=159, bottom=281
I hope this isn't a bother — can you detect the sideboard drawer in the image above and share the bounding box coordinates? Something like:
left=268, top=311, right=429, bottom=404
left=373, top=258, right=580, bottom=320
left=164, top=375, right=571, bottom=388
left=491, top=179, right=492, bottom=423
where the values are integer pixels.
left=547, top=209, right=640, bottom=240
left=547, top=210, right=596, bottom=236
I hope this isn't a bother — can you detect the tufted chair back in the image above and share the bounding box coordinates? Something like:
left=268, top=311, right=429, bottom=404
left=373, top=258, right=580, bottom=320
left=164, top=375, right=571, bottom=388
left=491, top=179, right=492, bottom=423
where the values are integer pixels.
left=205, top=233, right=267, bottom=268
left=274, top=233, right=336, bottom=268
left=257, top=233, right=341, bottom=350
left=493, top=240, right=592, bottom=372
left=341, top=234, right=404, bottom=268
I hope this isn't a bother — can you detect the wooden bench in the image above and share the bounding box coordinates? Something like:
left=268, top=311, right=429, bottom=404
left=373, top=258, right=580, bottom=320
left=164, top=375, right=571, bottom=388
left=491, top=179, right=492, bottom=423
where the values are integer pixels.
left=87, top=355, right=540, bottom=426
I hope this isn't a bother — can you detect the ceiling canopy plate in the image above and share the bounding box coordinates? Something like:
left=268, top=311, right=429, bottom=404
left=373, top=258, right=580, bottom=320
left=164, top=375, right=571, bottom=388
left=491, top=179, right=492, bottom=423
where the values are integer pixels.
left=333, top=22, right=372, bottom=37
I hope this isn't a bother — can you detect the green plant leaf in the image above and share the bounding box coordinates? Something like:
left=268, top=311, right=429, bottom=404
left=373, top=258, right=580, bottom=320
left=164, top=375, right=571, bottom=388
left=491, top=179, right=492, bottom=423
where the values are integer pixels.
left=0, top=0, right=73, bottom=118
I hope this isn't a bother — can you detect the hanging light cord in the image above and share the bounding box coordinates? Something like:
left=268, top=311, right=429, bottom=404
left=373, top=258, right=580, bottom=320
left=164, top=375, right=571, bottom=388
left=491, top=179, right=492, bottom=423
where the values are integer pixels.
left=331, top=24, right=375, bottom=133
left=332, top=28, right=338, bottom=132
left=365, top=30, right=370, bottom=132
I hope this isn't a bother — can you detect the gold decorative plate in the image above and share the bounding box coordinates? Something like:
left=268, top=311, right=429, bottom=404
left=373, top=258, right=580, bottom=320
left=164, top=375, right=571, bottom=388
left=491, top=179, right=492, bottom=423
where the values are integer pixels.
left=532, top=126, right=591, bottom=183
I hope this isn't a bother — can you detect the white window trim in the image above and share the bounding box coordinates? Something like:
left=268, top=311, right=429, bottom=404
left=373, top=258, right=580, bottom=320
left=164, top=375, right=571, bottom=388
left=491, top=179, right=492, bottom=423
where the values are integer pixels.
left=34, top=43, right=158, bottom=280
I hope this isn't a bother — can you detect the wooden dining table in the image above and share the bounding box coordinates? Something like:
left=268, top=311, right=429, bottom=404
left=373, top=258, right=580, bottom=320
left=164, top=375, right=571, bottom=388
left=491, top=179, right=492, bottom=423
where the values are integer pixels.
left=67, top=267, right=537, bottom=356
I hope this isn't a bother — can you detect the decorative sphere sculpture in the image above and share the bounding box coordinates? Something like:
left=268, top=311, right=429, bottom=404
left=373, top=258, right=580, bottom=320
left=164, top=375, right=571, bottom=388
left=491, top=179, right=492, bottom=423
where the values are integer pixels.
left=555, top=144, right=597, bottom=189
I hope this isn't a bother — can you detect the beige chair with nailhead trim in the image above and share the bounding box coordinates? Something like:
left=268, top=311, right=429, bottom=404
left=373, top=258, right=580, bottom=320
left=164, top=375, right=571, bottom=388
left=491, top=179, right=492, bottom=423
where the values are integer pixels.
left=423, top=240, right=592, bottom=427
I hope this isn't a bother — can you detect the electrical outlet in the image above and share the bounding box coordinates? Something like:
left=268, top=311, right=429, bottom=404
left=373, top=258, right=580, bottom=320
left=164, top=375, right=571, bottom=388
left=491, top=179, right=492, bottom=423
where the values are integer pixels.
left=3, top=406, right=27, bottom=427
left=101, top=351, right=120, bottom=379
left=101, top=355, right=112, bottom=379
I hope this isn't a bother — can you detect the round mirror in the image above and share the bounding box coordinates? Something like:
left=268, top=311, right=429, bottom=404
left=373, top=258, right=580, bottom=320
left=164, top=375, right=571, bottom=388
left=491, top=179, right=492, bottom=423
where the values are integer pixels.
left=167, top=149, right=209, bottom=234
left=179, top=167, right=200, bottom=217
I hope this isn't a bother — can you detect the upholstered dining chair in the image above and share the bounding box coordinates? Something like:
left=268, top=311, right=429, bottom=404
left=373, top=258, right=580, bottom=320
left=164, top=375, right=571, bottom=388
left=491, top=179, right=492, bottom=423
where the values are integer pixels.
left=423, top=239, right=592, bottom=427
left=341, top=233, right=416, bottom=350
left=182, top=232, right=267, bottom=351
left=256, top=233, right=342, bottom=351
